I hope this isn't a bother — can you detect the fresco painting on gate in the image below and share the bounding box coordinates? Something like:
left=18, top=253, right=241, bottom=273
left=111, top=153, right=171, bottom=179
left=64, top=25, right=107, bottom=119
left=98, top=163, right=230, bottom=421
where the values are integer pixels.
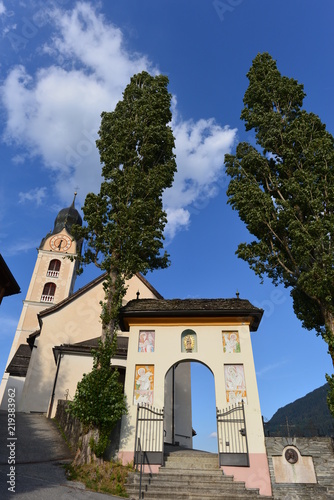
left=224, top=364, right=247, bottom=404
left=222, top=331, right=240, bottom=353
left=138, top=330, right=155, bottom=352
left=134, top=365, right=154, bottom=405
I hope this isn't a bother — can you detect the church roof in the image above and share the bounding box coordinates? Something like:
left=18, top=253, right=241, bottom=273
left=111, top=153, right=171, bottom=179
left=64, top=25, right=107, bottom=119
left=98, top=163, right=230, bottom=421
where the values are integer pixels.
left=53, top=336, right=128, bottom=362
left=38, top=272, right=163, bottom=321
left=120, top=298, right=263, bottom=331
left=51, top=193, right=82, bottom=236
left=0, top=254, right=20, bottom=300
left=6, top=344, right=31, bottom=377
left=39, top=193, right=83, bottom=247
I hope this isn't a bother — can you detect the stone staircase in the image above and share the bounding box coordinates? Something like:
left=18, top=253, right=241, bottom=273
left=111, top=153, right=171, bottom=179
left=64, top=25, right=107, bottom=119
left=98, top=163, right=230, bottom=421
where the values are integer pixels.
left=126, top=446, right=273, bottom=499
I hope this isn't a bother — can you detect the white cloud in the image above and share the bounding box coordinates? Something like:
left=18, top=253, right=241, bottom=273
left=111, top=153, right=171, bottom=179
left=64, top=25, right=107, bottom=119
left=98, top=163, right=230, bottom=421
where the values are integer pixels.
left=2, top=2, right=154, bottom=204
left=209, top=431, right=217, bottom=439
left=19, top=187, right=47, bottom=206
left=12, top=154, right=26, bottom=164
left=165, top=208, right=191, bottom=240
left=1, top=1, right=237, bottom=240
left=163, top=118, right=237, bottom=238
left=0, top=2, right=5, bottom=16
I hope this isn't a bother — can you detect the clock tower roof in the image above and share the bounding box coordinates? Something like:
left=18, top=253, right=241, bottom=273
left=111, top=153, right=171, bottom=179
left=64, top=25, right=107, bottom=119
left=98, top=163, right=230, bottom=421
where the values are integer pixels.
left=51, top=193, right=83, bottom=236
left=39, top=193, right=83, bottom=249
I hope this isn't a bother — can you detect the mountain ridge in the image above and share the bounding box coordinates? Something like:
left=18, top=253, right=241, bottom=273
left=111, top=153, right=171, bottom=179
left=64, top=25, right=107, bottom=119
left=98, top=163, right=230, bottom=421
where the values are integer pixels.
left=265, top=383, right=334, bottom=437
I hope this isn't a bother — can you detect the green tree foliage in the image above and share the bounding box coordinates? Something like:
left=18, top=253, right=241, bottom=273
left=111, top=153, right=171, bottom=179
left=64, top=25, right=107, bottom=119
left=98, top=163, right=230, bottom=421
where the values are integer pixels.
left=225, top=53, right=334, bottom=412
left=75, top=70, right=176, bottom=339
left=70, top=71, right=176, bottom=458
left=326, top=374, right=334, bottom=417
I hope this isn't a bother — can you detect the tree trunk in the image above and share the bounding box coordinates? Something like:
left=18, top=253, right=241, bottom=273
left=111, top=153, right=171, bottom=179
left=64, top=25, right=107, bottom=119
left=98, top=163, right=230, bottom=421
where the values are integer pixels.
left=74, top=428, right=102, bottom=466
left=322, top=308, right=334, bottom=368
left=101, top=267, right=118, bottom=343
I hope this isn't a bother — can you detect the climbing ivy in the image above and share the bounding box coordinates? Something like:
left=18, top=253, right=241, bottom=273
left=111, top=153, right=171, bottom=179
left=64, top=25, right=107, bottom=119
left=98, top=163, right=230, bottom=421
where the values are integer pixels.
left=68, top=334, right=127, bottom=458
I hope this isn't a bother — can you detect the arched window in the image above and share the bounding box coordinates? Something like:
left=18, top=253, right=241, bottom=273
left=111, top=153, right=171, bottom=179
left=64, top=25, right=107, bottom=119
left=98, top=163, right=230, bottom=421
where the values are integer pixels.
left=47, top=259, right=61, bottom=278
left=41, top=282, right=56, bottom=303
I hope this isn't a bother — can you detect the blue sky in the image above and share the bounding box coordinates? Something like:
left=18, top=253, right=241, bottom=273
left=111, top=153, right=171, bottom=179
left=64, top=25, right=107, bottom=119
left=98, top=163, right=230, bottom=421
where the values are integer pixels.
left=1, top=0, right=333, bottom=451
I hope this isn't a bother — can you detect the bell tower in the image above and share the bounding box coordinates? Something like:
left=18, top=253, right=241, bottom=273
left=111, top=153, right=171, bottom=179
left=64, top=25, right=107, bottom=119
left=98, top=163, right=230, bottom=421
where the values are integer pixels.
left=0, top=194, right=83, bottom=408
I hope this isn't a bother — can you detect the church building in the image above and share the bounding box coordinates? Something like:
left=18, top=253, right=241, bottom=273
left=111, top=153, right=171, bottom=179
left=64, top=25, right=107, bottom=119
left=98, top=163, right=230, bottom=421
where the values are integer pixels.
left=0, top=198, right=272, bottom=496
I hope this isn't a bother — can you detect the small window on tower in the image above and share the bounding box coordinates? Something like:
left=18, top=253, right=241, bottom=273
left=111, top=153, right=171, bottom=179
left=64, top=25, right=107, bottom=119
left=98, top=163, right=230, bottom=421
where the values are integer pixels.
left=41, top=282, right=56, bottom=303
left=47, top=259, right=61, bottom=278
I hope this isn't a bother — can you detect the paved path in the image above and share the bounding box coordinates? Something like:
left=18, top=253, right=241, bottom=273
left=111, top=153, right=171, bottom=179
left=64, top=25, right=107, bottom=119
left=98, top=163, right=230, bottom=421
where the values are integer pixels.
left=0, top=411, right=128, bottom=500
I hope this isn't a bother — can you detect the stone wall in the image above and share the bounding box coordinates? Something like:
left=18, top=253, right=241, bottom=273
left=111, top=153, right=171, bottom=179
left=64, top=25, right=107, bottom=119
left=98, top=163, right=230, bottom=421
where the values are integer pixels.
left=54, top=399, right=83, bottom=451
left=265, top=437, right=334, bottom=499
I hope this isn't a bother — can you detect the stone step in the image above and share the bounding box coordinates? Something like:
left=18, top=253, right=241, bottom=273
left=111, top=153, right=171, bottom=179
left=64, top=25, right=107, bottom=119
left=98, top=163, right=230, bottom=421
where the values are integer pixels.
left=163, top=454, right=219, bottom=469
left=158, top=469, right=235, bottom=481
left=127, top=492, right=271, bottom=500
left=131, top=471, right=235, bottom=485
left=127, top=476, right=257, bottom=493
left=164, top=454, right=219, bottom=461
left=164, top=452, right=218, bottom=459
left=127, top=447, right=273, bottom=499
left=163, top=461, right=219, bottom=469
left=127, top=487, right=263, bottom=497
left=126, top=472, right=272, bottom=499
left=164, top=449, right=219, bottom=458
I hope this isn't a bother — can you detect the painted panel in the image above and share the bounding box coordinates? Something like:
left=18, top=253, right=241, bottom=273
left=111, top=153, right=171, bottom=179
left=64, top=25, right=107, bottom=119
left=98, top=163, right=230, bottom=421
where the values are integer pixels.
left=138, top=330, right=155, bottom=352
left=134, top=365, right=154, bottom=405
left=222, top=331, right=240, bottom=353
left=224, top=364, right=247, bottom=404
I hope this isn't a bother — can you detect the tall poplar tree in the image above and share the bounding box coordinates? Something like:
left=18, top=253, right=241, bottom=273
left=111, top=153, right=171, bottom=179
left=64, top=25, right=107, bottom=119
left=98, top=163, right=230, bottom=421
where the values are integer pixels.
left=78, top=70, right=176, bottom=340
left=70, top=71, right=176, bottom=459
left=225, top=53, right=334, bottom=413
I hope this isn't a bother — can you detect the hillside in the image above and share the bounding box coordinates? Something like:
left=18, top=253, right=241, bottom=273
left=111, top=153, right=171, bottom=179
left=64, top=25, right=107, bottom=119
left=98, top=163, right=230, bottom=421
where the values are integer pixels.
left=265, top=383, right=334, bottom=437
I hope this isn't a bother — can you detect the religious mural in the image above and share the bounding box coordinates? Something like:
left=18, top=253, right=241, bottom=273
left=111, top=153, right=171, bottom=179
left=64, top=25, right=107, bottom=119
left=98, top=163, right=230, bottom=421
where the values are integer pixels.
left=222, top=331, right=241, bottom=353
left=133, top=365, right=154, bottom=405
left=224, top=364, right=247, bottom=404
left=181, top=329, right=197, bottom=353
left=138, top=330, right=155, bottom=352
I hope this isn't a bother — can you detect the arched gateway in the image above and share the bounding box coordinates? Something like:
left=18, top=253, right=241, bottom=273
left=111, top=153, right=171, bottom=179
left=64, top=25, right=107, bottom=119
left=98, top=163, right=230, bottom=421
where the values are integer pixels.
left=118, top=297, right=272, bottom=496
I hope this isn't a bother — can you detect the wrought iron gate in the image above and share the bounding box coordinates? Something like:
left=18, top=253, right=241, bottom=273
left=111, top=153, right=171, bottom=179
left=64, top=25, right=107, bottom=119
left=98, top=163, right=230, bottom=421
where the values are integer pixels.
left=216, top=401, right=249, bottom=466
left=134, top=404, right=164, bottom=467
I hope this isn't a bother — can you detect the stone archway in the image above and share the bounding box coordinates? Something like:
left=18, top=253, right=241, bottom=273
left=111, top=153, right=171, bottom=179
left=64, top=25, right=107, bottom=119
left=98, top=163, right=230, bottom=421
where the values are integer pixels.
left=164, top=360, right=216, bottom=451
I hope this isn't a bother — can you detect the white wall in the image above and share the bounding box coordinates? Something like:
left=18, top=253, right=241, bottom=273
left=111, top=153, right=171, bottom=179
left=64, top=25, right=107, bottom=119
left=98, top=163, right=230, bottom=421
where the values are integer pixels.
left=48, top=353, right=127, bottom=418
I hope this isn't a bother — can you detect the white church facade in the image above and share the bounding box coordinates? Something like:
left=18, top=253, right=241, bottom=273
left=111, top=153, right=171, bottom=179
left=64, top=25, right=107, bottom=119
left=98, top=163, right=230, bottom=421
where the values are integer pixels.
left=0, top=198, right=272, bottom=496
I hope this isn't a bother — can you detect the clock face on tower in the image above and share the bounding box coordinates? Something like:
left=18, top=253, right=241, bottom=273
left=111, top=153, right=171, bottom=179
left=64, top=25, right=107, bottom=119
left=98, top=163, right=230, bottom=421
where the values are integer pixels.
left=50, top=235, right=72, bottom=252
